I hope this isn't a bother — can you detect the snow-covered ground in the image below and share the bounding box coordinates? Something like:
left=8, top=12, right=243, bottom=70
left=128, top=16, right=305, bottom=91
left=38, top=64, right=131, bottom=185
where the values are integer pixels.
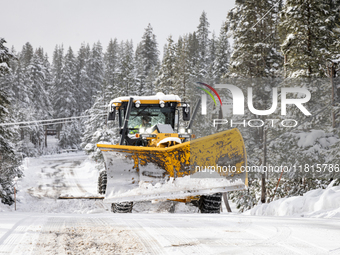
left=1, top=149, right=340, bottom=254
left=247, top=182, right=340, bottom=218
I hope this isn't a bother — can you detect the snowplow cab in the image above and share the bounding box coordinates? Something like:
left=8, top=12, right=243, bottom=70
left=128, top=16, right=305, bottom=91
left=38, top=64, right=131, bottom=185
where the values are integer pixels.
left=97, top=93, right=247, bottom=213
left=107, top=93, right=191, bottom=147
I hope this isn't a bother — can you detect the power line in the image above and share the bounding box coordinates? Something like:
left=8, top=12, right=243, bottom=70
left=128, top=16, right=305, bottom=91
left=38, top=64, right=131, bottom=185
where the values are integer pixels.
left=243, top=1, right=280, bottom=37
left=0, top=113, right=107, bottom=127
left=17, top=120, right=75, bottom=129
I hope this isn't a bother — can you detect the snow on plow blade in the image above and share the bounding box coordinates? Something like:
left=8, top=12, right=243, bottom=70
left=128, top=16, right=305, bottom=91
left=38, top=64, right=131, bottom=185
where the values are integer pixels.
left=97, top=128, right=247, bottom=203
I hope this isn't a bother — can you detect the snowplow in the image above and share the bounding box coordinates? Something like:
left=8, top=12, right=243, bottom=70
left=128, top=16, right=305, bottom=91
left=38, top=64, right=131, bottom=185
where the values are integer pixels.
left=97, top=93, right=247, bottom=213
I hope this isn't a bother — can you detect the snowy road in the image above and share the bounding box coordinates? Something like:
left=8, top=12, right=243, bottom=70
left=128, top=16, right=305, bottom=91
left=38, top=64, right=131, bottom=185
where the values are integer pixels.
left=23, top=152, right=100, bottom=199
left=0, top=213, right=340, bottom=254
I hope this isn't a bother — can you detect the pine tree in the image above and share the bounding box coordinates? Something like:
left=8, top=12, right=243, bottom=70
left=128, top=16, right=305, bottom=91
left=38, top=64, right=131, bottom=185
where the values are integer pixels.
left=156, top=35, right=177, bottom=94
left=214, top=23, right=231, bottom=83
left=227, top=0, right=283, bottom=77
left=136, top=24, right=159, bottom=95
left=88, top=42, right=104, bottom=106
left=0, top=38, right=14, bottom=75
left=54, top=47, right=77, bottom=119
left=196, top=11, right=211, bottom=81
left=28, top=49, right=52, bottom=120
left=208, top=32, right=217, bottom=82
left=0, top=38, right=22, bottom=205
left=27, top=49, right=52, bottom=148
left=104, top=38, right=120, bottom=102
left=280, top=0, right=337, bottom=78
left=118, top=40, right=136, bottom=96
left=76, top=43, right=91, bottom=113
left=174, top=35, right=193, bottom=101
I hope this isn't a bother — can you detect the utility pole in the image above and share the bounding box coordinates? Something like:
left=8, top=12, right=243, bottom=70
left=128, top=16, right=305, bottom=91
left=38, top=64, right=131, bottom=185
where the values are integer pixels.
left=261, top=126, right=267, bottom=204
left=329, top=62, right=336, bottom=128
left=44, top=126, right=48, bottom=148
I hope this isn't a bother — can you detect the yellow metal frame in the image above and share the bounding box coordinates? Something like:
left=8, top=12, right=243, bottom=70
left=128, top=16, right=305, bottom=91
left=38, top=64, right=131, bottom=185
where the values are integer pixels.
left=112, top=99, right=181, bottom=107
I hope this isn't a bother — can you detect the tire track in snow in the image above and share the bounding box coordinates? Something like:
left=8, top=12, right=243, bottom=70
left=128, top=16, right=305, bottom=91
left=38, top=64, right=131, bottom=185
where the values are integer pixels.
left=122, top=217, right=166, bottom=254
left=0, top=216, right=40, bottom=254
left=239, top=218, right=329, bottom=255
left=143, top=217, right=212, bottom=255
left=172, top=215, right=254, bottom=250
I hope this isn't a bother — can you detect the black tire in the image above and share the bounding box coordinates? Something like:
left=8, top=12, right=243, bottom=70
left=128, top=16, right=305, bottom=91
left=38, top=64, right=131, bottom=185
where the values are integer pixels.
left=111, top=202, right=133, bottom=213
left=98, top=170, right=107, bottom=195
left=199, top=193, right=222, bottom=213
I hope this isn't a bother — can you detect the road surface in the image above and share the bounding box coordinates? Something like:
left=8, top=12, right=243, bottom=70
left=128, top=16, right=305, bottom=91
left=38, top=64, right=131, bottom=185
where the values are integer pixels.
left=0, top=213, right=339, bottom=254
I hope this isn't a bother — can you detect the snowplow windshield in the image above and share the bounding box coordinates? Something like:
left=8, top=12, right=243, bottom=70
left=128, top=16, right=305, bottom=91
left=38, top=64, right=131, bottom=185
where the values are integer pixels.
left=119, top=105, right=177, bottom=129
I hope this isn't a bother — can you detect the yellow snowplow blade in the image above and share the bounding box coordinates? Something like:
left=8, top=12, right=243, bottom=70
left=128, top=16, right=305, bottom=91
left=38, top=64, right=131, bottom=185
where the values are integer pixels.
left=97, top=128, right=247, bottom=203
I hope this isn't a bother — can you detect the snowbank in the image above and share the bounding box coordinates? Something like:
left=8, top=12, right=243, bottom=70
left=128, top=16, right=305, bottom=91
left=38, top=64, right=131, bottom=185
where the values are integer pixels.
left=247, top=183, right=340, bottom=218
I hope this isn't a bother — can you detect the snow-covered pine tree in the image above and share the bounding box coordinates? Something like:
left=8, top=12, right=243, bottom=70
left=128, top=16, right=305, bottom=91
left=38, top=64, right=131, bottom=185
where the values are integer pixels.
left=59, top=120, right=82, bottom=150
left=173, top=35, right=193, bottom=101
left=5, top=46, right=35, bottom=156
left=213, top=23, right=231, bottom=83
left=187, top=32, right=199, bottom=74
left=227, top=0, right=283, bottom=78
left=54, top=47, right=77, bottom=119
left=87, top=42, right=104, bottom=106
left=104, top=38, right=120, bottom=102
left=75, top=43, right=91, bottom=113
left=0, top=38, right=22, bottom=205
left=277, top=0, right=339, bottom=184
left=135, top=42, right=144, bottom=96
left=195, top=11, right=211, bottom=81
left=136, top=24, right=159, bottom=96
left=0, top=38, right=14, bottom=74
left=51, top=44, right=64, bottom=112
left=81, top=39, right=123, bottom=158
left=207, top=32, right=217, bottom=82
left=54, top=47, right=85, bottom=149
left=27, top=49, right=53, bottom=148
left=156, top=35, right=177, bottom=94
left=279, top=0, right=337, bottom=78
left=117, top=40, right=136, bottom=96
left=81, top=94, right=117, bottom=163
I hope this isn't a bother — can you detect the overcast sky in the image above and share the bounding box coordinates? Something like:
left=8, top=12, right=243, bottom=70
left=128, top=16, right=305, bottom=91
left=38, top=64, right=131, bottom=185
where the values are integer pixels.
left=2, top=0, right=235, bottom=60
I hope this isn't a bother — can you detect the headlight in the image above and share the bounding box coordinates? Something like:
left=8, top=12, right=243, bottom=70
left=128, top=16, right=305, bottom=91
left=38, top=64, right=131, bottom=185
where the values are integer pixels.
left=146, top=128, right=152, bottom=133
left=135, top=101, right=141, bottom=108
left=159, top=100, right=165, bottom=108
left=179, top=127, right=186, bottom=134
left=139, top=127, right=145, bottom=133
left=187, top=129, right=192, bottom=134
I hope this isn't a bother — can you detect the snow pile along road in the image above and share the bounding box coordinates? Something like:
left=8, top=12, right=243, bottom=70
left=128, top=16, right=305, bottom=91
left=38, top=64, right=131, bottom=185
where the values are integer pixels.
left=248, top=182, right=340, bottom=218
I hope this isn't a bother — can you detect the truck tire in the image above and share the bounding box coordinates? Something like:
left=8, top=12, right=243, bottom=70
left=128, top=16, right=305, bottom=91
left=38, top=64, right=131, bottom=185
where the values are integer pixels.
left=199, top=193, right=222, bottom=213
left=111, top=202, right=133, bottom=213
left=98, top=170, right=107, bottom=195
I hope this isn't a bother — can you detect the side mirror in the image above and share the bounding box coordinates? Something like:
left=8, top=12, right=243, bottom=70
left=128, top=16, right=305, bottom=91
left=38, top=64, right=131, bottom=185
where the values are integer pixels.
left=108, top=107, right=116, bottom=121
left=183, top=105, right=190, bottom=121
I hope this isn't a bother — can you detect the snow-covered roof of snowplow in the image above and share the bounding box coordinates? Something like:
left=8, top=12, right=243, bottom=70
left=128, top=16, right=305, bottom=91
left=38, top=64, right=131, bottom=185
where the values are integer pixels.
left=110, top=92, right=181, bottom=107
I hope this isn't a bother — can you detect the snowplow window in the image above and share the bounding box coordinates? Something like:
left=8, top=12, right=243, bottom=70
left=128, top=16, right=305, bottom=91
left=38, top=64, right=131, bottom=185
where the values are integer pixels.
left=120, top=105, right=176, bottom=130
